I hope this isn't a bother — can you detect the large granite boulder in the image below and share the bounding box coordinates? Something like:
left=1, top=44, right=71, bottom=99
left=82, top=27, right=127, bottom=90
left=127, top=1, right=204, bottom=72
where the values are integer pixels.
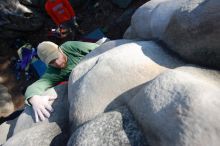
left=128, top=66, right=220, bottom=146
left=2, top=43, right=219, bottom=146
left=68, top=40, right=184, bottom=131
left=162, top=0, right=220, bottom=69
left=3, top=122, right=62, bottom=146
left=0, top=119, right=17, bottom=145
left=0, top=0, right=44, bottom=38
left=0, top=122, right=10, bottom=145
left=124, top=0, right=181, bottom=40
left=67, top=107, right=148, bottom=146
left=124, top=0, right=220, bottom=69
left=1, top=84, right=69, bottom=146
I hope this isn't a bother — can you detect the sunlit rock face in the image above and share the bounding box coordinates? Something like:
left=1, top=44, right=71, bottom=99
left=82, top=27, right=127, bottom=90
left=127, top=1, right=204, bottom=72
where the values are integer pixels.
left=1, top=41, right=220, bottom=146
left=0, top=0, right=44, bottom=38
left=68, top=40, right=183, bottom=132
left=128, top=67, right=220, bottom=146
left=124, top=0, right=220, bottom=69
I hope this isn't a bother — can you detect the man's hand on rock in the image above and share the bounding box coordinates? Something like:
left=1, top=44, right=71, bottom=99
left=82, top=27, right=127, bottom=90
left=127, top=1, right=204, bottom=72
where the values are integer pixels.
left=29, top=95, right=57, bottom=122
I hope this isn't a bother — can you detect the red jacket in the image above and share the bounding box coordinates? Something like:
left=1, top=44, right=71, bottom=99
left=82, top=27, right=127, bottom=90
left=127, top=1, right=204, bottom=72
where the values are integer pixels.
left=45, top=0, right=76, bottom=26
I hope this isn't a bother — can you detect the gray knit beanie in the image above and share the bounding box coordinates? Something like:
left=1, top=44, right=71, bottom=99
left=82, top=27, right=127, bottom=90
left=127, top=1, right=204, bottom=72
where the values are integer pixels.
left=37, top=41, right=60, bottom=65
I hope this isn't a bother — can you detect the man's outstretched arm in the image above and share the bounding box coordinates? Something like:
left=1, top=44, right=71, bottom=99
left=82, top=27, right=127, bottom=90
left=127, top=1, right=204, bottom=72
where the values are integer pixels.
left=25, top=72, right=63, bottom=122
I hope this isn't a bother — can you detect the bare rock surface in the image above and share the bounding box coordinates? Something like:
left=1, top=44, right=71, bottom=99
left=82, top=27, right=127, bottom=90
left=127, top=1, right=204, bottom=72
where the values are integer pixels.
left=128, top=67, right=220, bottom=146
left=67, top=107, right=148, bottom=146
left=68, top=40, right=183, bottom=131
left=124, top=0, right=220, bottom=69
left=2, top=84, right=69, bottom=146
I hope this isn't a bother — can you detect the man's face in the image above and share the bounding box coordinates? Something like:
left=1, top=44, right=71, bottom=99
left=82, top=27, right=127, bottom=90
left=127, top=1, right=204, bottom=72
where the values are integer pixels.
left=49, top=52, right=67, bottom=69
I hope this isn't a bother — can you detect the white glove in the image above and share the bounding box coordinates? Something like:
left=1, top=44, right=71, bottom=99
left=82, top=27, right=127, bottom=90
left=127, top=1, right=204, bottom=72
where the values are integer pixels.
left=29, top=95, right=57, bottom=122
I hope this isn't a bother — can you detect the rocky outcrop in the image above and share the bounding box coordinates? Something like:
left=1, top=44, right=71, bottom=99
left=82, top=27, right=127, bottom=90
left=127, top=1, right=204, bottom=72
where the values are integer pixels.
left=162, top=0, right=220, bottom=69
left=3, top=122, right=62, bottom=146
left=124, top=0, right=220, bottom=69
left=1, top=0, right=220, bottom=145
left=0, top=119, right=17, bottom=145
left=0, top=0, right=43, bottom=38
left=124, top=0, right=181, bottom=39
left=67, top=107, right=148, bottom=146
left=68, top=40, right=183, bottom=131
left=2, top=43, right=220, bottom=146
left=128, top=67, right=220, bottom=146
left=1, top=84, right=69, bottom=146
left=0, top=122, right=10, bottom=145
left=12, top=84, right=69, bottom=135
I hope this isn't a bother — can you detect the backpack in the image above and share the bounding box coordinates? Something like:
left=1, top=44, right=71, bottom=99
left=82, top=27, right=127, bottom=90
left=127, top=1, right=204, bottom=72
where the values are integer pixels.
left=15, top=43, right=38, bottom=80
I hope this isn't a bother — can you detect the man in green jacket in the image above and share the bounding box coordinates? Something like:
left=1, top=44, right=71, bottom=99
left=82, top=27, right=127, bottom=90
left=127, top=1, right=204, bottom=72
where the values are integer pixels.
left=25, top=41, right=99, bottom=122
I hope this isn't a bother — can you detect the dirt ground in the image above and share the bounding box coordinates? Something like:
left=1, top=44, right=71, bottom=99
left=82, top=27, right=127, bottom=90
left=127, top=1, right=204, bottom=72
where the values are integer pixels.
left=0, top=0, right=147, bottom=114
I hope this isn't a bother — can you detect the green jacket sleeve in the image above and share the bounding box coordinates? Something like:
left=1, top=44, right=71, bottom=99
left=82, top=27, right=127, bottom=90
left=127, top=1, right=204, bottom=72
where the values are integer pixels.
left=24, top=67, right=65, bottom=105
